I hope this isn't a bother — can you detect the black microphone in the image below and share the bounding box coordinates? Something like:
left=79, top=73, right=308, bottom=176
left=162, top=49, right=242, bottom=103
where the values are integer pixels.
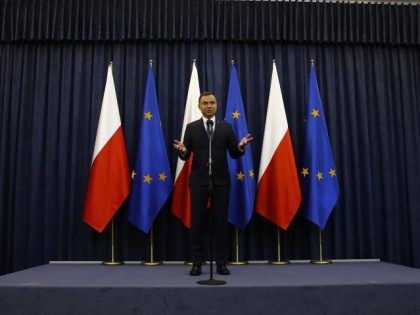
left=206, top=120, right=214, bottom=135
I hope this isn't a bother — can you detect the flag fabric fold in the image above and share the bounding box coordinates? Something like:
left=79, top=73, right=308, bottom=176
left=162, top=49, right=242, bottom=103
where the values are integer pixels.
left=255, top=61, right=301, bottom=230
left=83, top=64, right=131, bottom=233
left=127, top=64, right=172, bottom=233
left=225, top=64, right=255, bottom=230
left=300, top=63, right=339, bottom=230
left=171, top=62, right=202, bottom=228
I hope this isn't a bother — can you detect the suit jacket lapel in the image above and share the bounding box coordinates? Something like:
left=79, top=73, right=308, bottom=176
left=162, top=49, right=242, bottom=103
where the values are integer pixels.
left=197, top=119, right=208, bottom=141
left=212, top=120, right=223, bottom=142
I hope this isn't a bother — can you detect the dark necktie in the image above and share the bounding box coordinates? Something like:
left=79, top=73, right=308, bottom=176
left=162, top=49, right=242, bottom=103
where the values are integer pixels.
left=206, top=120, right=214, bottom=137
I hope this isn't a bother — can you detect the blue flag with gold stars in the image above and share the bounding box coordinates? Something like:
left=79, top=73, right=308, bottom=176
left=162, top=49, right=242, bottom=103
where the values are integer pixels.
left=127, top=64, right=172, bottom=233
left=225, top=64, right=256, bottom=230
left=301, top=63, right=339, bottom=230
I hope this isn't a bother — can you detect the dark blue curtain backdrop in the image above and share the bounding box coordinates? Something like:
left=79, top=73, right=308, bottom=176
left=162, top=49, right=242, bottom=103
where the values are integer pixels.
left=1, top=0, right=419, bottom=44
left=1, top=1, right=420, bottom=275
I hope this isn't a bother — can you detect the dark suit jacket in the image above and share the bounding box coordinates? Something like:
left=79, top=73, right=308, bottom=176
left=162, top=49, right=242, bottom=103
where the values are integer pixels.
left=179, top=118, right=244, bottom=186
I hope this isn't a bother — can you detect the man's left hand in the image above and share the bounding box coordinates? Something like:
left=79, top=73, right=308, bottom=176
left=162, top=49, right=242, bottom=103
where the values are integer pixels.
left=238, top=134, right=253, bottom=151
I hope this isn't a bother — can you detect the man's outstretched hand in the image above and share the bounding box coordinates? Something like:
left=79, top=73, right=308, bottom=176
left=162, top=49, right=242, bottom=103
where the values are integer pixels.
left=238, top=134, right=253, bottom=151
left=173, top=140, right=186, bottom=154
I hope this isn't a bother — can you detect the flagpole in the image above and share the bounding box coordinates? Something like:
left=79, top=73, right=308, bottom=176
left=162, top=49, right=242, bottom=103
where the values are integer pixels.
left=310, top=228, right=332, bottom=264
left=228, top=60, right=248, bottom=266
left=225, top=59, right=253, bottom=266
left=308, top=58, right=331, bottom=265
left=182, top=59, right=201, bottom=268
left=102, top=219, right=124, bottom=265
left=142, top=226, right=163, bottom=266
left=229, top=228, right=248, bottom=265
left=137, top=61, right=164, bottom=266
left=266, top=59, right=289, bottom=266
left=100, top=62, right=123, bottom=266
left=268, top=228, right=290, bottom=265
left=301, top=59, right=336, bottom=265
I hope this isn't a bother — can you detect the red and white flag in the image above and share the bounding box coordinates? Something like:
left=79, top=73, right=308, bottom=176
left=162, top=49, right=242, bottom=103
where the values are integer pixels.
left=83, top=64, right=131, bottom=233
left=255, top=62, right=301, bottom=229
left=171, top=61, right=201, bottom=228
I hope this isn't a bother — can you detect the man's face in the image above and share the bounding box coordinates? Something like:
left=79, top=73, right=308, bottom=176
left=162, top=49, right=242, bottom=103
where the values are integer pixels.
left=199, top=94, right=217, bottom=119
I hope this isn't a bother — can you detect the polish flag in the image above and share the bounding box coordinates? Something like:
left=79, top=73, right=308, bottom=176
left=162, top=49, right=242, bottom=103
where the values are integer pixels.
left=83, top=64, right=131, bottom=233
left=171, top=61, right=201, bottom=228
left=255, top=62, right=301, bottom=229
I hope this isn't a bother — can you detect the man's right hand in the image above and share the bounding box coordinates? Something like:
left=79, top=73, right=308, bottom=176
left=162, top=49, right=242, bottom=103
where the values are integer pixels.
left=173, top=140, right=186, bottom=154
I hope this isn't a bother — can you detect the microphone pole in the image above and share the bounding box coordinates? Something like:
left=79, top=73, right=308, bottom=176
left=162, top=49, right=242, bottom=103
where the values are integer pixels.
left=197, top=120, right=226, bottom=285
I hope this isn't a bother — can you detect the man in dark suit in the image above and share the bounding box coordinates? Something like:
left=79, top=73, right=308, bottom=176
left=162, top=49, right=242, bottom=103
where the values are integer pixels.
left=174, top=91, right=252, bottom=276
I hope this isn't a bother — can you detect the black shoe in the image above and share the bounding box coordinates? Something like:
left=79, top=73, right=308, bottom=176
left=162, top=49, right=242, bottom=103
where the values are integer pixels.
left=190, top=264, right=202, bottom=276
left=217, top=264, right=230, bottom=275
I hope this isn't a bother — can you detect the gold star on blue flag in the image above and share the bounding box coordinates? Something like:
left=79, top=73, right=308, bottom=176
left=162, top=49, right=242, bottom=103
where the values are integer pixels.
left=301, top=63, right=339, bottom=230
left=127, top=64, right=172, bottom=233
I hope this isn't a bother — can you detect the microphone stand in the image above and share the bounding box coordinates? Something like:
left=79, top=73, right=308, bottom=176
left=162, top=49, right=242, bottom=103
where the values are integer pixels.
left=197, top=121, right=226, bottom=285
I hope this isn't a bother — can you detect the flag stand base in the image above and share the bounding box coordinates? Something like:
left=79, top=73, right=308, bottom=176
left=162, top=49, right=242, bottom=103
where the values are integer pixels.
left=229, top=260, right=249, bottom=265
left=310, top=259, right=332, bottom=265
left=102, top=260, right=124, bottom=266
left=229, top=228, right=248, bottom=265
left=142, top=261, right=163, bottom=266
left=268, top=259, right=290, bottom=265
left=102, top=219, right=124, bottom=266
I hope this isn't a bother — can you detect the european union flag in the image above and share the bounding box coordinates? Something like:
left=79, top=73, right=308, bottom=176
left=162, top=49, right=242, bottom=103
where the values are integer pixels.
left=127, top=64, right=172, bottom=233
left=301, top=63, right=339, bottom=230
left=225, top=64, right=256, bottom=230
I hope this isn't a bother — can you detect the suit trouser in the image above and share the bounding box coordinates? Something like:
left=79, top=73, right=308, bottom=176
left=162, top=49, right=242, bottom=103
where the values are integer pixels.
left=189, top=185, right=229, bottom=265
